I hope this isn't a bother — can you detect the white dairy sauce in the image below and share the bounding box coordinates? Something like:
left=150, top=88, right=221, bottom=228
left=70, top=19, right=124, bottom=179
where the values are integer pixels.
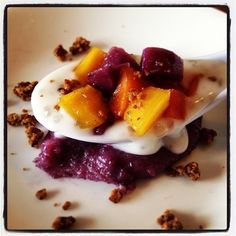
left=31, top=59, right=226, bottom=155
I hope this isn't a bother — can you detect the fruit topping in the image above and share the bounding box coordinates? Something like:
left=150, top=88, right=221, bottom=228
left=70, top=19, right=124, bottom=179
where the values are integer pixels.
left=141, top=47, right=183, bottom=82
left=59, top=85, right=109, bottom=128
left=124, top=87, right=171, bottom=136
left=103, top=47, right=139, bottom=70
left=163, top=89, right=186, bottom=120
left=88, top=65, right=118, bottom=96
left=110, top=66, right=148, bottom=119
left=74, top=47, right=107, bottom=85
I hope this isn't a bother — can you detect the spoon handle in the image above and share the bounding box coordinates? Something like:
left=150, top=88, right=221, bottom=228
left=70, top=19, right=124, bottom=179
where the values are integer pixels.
left=171, top=88, right=227, bottom=135
left=189, top=50, right=227, bottom=62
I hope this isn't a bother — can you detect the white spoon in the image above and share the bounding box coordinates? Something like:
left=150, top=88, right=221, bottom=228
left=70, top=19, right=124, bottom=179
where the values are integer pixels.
left=31, top=51, right=227, bottom=154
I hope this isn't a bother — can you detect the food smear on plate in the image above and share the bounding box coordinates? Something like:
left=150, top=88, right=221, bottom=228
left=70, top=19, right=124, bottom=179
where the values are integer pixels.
left=30, top=46, right=226, bottom=189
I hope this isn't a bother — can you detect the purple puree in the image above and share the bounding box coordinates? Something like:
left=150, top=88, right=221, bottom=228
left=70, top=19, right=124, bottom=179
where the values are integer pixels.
left=34, top=118, right=202, bottom=188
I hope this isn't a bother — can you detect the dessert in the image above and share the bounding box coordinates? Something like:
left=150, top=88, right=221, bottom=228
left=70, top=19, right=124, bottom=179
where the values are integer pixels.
left=30, top=46, right=226, bottom=189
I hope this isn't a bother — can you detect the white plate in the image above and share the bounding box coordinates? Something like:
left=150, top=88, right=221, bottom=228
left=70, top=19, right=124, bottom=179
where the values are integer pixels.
left=6, top=6, right=227, bottom=230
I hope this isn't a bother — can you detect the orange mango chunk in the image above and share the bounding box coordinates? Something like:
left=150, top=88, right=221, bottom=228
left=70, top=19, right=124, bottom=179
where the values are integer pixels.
left=124, top=87, right=171, bottom=136
left=163, top=89, right=186, bottom=120
left=74, top=47, right=107, bottom=85
left=59, top=85, right=108, bottom=129
left=110, top=66, right=147, bottom=119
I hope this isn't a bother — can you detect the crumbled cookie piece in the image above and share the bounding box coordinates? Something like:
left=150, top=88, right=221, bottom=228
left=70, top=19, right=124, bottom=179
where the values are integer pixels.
left=52, top=216, right=76, bottom=230
left=58, top=79, right=81, bottom=95
left=166, top=165, right=185, bottom=177
left=7, top=113, right=22, bottom=126
left=109, top=188, right=125, bottom=203
left=199, top=128, right=217, bottom=145
left=157, top=210, right=183, bottom=230
left=21, top=114, right=38, bottom=127
left=22, top=167, right=30, bottom=171
left=13, top=81, right=38, bottom=101
left=22, top=108, right=28, bottom=113
left=25, top=125, right=44, bottom=147
left=166, top=162, right=200, bottom=181
left=54, top=104, right=60, bottom=111
left=69, top=37, right=90, bottom=55
left=35, top=188, right=47, bottom=200
left=184, top=162, right=200, bottom=181
left=7, top=113, right=37, bottom=127
left=54, top=44, right=71, bottom=61
left=62, top=201, right=72, bottom=210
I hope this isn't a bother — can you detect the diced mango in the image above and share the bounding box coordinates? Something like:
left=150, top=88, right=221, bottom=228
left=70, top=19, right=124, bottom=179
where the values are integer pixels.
left=110, top=66, right=148, bottom=119
left=59, top=85, right=108, bottom=129
left=163, top=89, right=186, bottom=120
left=124, top=87, right=171, bottom=136
left=74, top=47, right=107, bottom=85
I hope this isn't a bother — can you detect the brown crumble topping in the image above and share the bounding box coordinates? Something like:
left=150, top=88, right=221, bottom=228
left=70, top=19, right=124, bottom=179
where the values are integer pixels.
left=35, top=188, right=47, bottom=200
left=22, top=108, right=28, bottom=113
left=58, top=79, right=81, bottom=95
left=7, top=113, right=22, bottom=126
left=52, top=216, right=76, bottom=230
left=157, top=210, right=183, bottom=230
left=21, top=114, right=38, bottom=127
left=8, top=112, right=44, bottom=148
left=109, top=188, right=125, bottom=203
left=208, top=76, right=217, bottom=82
left=22, top=167, right=30, bottom=171
left=184, top=162, right=200, bottom=181
left=7, top=113, right=37, bottom=127
left=54, top=104, right=60, bottom=111
left=166, top=161, right=200, bottom=181
left=54, top=44, right=71, bottom=62
left=199, top=128, right=217, bottom=145
left=13, top=81, right=38, bottom=101
left=25, top=125, right=44, bottom=147
left=62, top=201, right=72, bottom=210
left=69, top=37, right=90, bottom=56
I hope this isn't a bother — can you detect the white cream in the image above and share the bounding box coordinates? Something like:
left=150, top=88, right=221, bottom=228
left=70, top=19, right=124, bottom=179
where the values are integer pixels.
left=31, top=59, right=226, bottom=155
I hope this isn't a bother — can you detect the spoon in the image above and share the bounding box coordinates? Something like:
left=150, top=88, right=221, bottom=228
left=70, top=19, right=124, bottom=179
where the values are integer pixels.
left=31, top=51, right=227, bottom=150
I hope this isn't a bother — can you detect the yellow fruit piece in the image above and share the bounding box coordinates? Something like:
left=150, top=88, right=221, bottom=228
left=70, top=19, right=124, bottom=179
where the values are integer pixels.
left=124, top=87, right=171, bottom=136
left=59, top=85, right=108, bottom=129
left=74, top=47, right=107, bottom=85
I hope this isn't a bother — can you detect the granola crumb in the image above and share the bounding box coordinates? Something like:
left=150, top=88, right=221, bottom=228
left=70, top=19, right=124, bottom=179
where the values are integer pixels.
left=21, top=114, right=38, bottom=127
left=199, top=128, right=217, bottom=145
left=54, top=203, right=61, bottom=207
left=13, top=81, right=38, bottom=101
left=62, top=201, right=72, bottom=210
left=109, top=188, right=125, bottom=203
left=166, top=162, right=200, bottom=181
left=69, top=37, right=90, bottom=55
left=22, top=108, right=28, bottom=113
left=54, top=44, right=71, bottom=61
left=7, top=113, right=22, bottom=126
left=58, top=79, right=81, bottom=95
left=52, top=216, right=76, bottom=230
left=10, top=152, right=16, bottom=155
left=35, top=188, right=47, bottom=200
left=184, top=162, right=200, bottom=181
left=157, top=210, right=183, bottom=230
left=54, top=104, right=60, bottom=111
left=22, top=167, right=30, bottom=171
left=25, top=125, right=44, bottom=147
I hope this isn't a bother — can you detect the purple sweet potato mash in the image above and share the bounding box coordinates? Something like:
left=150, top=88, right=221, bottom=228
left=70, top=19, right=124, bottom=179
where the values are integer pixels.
left=34, top=118, right=202, bottom=187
